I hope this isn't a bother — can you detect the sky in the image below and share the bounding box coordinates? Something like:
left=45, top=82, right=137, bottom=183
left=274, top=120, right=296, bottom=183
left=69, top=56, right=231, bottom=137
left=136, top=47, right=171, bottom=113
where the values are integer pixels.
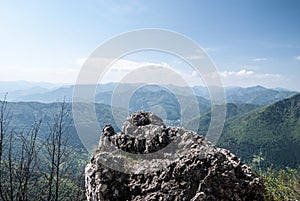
left=0, top=0, right=300, bottom=90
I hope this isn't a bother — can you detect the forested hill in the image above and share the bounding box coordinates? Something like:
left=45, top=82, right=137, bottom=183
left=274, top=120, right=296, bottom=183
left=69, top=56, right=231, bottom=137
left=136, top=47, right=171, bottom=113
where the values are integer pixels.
left=5, top=93, right=300, bottom=170
left=5, top=102, right=122, bottom=147
left=219, top=93, right=300, bottom=169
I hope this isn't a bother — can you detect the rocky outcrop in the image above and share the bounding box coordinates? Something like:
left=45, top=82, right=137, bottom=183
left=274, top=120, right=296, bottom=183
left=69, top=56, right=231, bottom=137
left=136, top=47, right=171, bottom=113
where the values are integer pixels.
left=86, top=111, right=264, bottom=201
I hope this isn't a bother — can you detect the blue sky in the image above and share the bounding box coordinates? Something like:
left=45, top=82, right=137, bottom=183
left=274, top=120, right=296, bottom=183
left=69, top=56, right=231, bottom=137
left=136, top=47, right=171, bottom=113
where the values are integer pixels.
left=0, top=0, right=300, bottom=90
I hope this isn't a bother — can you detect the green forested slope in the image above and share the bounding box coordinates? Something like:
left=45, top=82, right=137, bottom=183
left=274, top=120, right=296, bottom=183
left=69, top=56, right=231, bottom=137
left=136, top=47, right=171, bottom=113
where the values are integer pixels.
left=218, top=93, right=300, bottom=169
left=185, top=103, right=261, bottom=135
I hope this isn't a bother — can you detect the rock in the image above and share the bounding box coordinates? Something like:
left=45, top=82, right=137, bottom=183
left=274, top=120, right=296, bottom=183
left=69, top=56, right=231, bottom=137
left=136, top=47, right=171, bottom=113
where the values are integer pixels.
left=102, top=125, right=117, bottom=137
left=86, top=111, right=265, bottom=201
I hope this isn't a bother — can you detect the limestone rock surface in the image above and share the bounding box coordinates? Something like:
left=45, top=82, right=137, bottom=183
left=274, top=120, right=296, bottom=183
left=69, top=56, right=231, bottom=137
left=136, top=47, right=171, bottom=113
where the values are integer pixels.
left=85, top=111, right=264, bottom=201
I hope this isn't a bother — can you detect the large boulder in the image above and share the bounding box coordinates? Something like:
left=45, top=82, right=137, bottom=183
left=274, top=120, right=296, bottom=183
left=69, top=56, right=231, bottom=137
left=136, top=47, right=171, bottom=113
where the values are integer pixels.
left=86, top=111, right=264, bottom=201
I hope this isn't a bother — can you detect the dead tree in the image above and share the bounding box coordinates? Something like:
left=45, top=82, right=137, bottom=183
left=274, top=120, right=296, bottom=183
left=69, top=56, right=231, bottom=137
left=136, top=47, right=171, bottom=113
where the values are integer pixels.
left=0, top=94, right=12, bottom=200
left=44, top=101, right=72, bottom=201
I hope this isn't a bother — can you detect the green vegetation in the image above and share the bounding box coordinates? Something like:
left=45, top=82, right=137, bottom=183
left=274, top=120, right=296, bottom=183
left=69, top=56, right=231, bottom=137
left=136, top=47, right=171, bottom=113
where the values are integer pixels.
left=186, top=94, right=300, bottom=200
left=188, top=94, right=300, bottom=170
left=0, top=91, right=299, bottom=200
left=186, top=102, right=262, bottom=134
left=218, top=93, right=300, bottom=169
left=0, top=98, right=88, bottom=201
left=261, top=167, right=300, bottom=201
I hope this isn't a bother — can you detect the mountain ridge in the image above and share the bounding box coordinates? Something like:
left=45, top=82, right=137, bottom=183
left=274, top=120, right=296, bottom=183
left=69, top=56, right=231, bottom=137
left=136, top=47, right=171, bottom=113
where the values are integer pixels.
left=2, top=82, right=297, bottom=107
left=218, top=93, right=300, bottom=169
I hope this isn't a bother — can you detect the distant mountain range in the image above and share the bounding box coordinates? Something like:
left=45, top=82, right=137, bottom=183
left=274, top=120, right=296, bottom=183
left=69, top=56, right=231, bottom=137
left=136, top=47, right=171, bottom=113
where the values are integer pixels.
left=0, top=80, right=64, bottom=94
left=224, top=85, right=297, bottom=105
left=1, top=81, right=298, bottom=107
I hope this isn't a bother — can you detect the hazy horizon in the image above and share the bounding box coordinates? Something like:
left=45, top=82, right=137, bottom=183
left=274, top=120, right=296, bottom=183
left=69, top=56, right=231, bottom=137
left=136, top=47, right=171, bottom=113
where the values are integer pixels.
left=0, top=80, right=299, bottom=92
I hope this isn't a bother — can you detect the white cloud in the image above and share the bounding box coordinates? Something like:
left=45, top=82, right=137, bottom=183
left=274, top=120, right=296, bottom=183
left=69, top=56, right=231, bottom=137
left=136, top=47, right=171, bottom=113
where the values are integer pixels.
left=109, top=59, right=170, bottom=72
left=100, top=59, right=173, bottom=83
left=295, top=56, right=300, bottom=60
left=210, top=69, right=286, bottom=88
left=236, top=69, right=254, bottom=76
left=219, top=69, right=281, bottom=79
left=219, top=69, right=254, bottom=78
left=99, top=59, right=208, bottom=87
left=253, top=58, right=267, bottom=61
